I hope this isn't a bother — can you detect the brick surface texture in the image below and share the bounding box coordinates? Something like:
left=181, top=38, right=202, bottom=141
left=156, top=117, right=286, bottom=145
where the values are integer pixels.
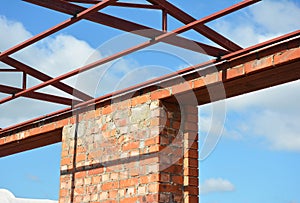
left=59, top=96, right=198, bottom=203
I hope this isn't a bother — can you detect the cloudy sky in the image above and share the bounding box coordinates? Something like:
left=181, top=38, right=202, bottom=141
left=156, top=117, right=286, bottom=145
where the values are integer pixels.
left=0, top=0, right=300, bottom=202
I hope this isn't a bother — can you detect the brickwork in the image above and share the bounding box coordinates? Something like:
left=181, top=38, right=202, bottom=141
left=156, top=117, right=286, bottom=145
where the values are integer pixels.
left=59, top=95, right=198, bottom=203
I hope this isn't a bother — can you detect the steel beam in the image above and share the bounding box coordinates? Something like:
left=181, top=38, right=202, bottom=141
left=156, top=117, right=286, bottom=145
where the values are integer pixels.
left=0, top=84, right=75, bottom=105
left=147, top=0, right=260, bottom=51
left=0, top=69, right=22, bottom=72
left=66, top=1, right=162, bottom=9
left=162, top=9, right=167, bottom=32
left=111, top=2, right=161, bottom=9
left=0, top=128, right=62, bottom=158
left=23, top=0, right=229, bottom=56
left=1, top=56, right=93, bottom=101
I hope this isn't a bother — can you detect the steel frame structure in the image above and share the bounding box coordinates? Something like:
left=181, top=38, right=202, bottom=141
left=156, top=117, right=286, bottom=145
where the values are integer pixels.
left=0, top=0, right=299, bottom=133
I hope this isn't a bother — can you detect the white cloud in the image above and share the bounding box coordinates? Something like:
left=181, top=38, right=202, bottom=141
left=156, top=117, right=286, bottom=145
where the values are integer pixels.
left=226, top=81, right=300, bottom=151
left=200, top=80, right=300, bottom=152
left=212, top=0, right=300, bottom=47
left=0, top=16, right=31, bottom=50
left=0, top=189, right=57, bottom=203
left=249, top=0, right=300, bottom=34
left=200, top=178, right=235, bottom=194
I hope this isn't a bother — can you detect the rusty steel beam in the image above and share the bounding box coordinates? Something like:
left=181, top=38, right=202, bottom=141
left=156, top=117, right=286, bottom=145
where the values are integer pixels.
left=0, top=5, right=264, bottom=106
left=0, top=0, right=115, bottom=62
left=0, top=129, right=62, bottom=158
left=162, top=9, right=167, bottom=32
left=147, top=0, right=260, bottom=51
left=22, top=72, right=27, bottom=89
left=1, top=56, right=93, bottom=101
left=0, top=84, right=76, bottom=105
left=0, top=69, right=22, bottom=72
left=24, top=0, right=229, bottom=56
left=111, top=2, right=161, bottom=9
left=66, top=0, right=162, bottom=9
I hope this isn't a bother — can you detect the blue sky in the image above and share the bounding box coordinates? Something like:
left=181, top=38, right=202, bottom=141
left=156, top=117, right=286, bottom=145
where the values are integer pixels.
left=0, top=0, right=300, bottom=202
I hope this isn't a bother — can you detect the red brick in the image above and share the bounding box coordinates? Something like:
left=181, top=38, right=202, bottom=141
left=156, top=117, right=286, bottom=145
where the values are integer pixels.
left=274, top=48, right=300, bottom=66
left=75, top=171, right=86, bottom=179
left=184, top=149, right=198, bottom=159
left=150, top=89, right=171, bottom=100
left=122, top=141, right=139, bottom=151
left=184, top=195, right=198, bottom=203
left=61, top=157, right=72, bottom=165
left=120, top=178, right=139, bottom=188
left=145, top=136, right=159, bottom=146
left=171, top=82, right=192, bottom=95
left=184, top=167, right=199, bottom=177
left=102, top=105, right=112, bottom=115
left=185, top=176, right=198, bottom=186
left=76, top=153, right=86, bottom=162
left=148, top=183, right=159, bottom=193
left=172, top=175, right=183, bottom=185
left=245, top=56, right=273, bottom=73
left=139, top=194, right=159, bottom=203
left=120, top=197, right=138, bottom=203
left=102, top=181, right=119, bottom=191
left=225, top=65, right=245, bottom=80
left=160, top=184, right=181, bottom=193
left=131, top=94, right=150, bottom=106
left=88, top=167, right=104, bottom=175
left=193, top=78, right=205, bottom=88
left=184, top=186, right=199, bottom=195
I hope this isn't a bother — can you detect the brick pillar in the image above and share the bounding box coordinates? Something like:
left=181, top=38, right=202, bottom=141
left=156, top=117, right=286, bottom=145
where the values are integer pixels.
left=59, top=96, right=198, bottom=203
left=158, top=101, right=198, bottom=202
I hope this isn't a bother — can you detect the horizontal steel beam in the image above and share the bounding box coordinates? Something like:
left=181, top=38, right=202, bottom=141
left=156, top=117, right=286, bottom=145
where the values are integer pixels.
left=66, top=0, right=162, bottom=9
left=24, top=0, right=229, bottom=56
left=0, top=84, right=76, bottom=105
left=0, top=69, right=22, bottom=72
left=0, top=129, right=62, bottom=158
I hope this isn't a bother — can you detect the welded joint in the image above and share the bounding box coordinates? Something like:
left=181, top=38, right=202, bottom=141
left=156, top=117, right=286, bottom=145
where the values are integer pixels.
left=72, top=11, right=80, bottom=19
